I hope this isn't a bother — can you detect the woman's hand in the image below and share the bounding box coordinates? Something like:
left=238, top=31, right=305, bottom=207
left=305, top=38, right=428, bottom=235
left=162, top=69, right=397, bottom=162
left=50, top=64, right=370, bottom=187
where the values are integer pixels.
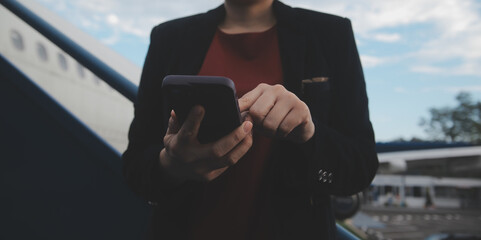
left=160, top=106, right=253, bottom=182
left=238, top=83, right=315, bottom=143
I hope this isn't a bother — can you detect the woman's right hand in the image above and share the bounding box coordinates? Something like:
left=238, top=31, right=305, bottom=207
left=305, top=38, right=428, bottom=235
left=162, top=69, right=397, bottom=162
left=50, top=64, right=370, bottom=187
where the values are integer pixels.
left=159, top=105, right=253, bottom=182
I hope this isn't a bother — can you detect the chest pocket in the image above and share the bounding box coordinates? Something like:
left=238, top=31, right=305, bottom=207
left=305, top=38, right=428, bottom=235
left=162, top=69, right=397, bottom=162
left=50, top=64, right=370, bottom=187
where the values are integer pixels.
left=300, top=31, right=332, bottom=124
left=301, top=77, right=331, bottom=124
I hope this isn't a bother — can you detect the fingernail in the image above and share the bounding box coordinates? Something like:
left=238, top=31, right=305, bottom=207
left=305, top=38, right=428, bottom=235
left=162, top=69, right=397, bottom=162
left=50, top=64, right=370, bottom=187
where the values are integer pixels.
left=243, top=121, right=252, bottom=133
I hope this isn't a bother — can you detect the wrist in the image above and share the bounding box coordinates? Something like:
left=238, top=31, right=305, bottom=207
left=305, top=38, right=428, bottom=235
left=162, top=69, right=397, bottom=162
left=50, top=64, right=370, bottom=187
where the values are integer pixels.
left=159, top=148, right=186, bottom=187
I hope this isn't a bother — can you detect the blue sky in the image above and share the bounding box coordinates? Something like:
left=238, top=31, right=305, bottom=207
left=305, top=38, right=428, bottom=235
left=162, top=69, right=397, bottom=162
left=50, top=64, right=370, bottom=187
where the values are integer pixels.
left=34, top=0, right=481, bottom=142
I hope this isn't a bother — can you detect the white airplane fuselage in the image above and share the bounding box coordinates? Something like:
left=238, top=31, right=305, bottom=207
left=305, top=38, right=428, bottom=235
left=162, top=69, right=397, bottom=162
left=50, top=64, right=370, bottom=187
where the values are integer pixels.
left=0, top=1, right=142, bottom=153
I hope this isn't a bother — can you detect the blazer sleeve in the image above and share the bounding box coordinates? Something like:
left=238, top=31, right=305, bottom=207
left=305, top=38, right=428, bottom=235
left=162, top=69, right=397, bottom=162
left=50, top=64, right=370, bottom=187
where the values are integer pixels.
left=122, top=26, right=177, bottom=203
left=305, top=18, right=378, bottom=196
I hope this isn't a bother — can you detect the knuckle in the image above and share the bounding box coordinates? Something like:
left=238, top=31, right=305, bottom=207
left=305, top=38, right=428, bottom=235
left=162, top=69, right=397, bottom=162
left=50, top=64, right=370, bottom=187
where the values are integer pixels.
left=168, top=143, right=181, bottom=156
left=182, top=129, right=195, bottom=139
left=274, top=84, right=285, bottom=92
left=287, top=91, right=298, bottom=101
left=250, top=107, right=267, bottom=120
left=210, top=146, right=224, bottom=158
left=164, top=143, right=171, bottom=154
left=249, top=108, right=262, bottom=119
left=249, top=107, right=259, bottom=115
left=233, top=131, right=243, bottom=143
left=225, top=156, right=237, bottom=166
left=240, top=96, right=250, bottom=104
left=298, top=115, right=306, bottom=125
left=280, top=121, right=293, bottom=132
left=262, top=118, right=276, bottom=132
left=299, top=100, right=309, bottom=110
left=258, top=83, right=268, bottom=88
left=182, top=130, right=198, bottom=142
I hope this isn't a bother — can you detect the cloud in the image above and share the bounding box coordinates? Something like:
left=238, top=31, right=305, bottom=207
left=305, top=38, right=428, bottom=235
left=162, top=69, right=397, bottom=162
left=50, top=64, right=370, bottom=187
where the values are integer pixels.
left=106, top=14, right=119, bottom=25
left=393, top=87, right=407, bottom=93
left=30, top=0, right=213, bottom=48
left=411, top=61, right=481, bottom=77
left=290, top=0, right=481, bottom=76
left=360, top=55, right=387, bottom=68
left=371, top=33, right=401, bottom=43
left=411, top=65, right=444, bottom=74
left=35, top=0, right=220, bottom=42
left=34, top=0, right=481, bottom=77
left=451, top=62, right=481, bottom=77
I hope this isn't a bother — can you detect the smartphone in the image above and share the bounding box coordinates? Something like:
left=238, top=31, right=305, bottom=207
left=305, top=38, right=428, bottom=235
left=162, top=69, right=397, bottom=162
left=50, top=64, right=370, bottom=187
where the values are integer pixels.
left=162, top=75, right=242, bottom=143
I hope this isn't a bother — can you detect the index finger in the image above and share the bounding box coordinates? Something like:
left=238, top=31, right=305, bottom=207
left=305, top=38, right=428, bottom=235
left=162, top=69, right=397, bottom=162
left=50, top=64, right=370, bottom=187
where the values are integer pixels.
left=238, top=86, right=264, bottom=112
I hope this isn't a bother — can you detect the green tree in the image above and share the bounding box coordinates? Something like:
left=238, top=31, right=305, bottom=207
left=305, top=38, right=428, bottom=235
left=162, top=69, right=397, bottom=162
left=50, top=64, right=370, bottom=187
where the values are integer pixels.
left=420, top=92, right=481, bottom=144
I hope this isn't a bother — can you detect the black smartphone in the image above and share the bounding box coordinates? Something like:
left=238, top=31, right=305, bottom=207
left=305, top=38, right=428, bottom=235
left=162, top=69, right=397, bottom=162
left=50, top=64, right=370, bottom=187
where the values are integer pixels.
left=162, top=75, right=242, bottom=143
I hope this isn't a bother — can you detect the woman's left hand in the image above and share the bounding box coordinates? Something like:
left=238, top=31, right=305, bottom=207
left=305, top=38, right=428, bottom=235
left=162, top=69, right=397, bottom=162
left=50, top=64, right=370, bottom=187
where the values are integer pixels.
left=238, top=83, right=315, bottom=143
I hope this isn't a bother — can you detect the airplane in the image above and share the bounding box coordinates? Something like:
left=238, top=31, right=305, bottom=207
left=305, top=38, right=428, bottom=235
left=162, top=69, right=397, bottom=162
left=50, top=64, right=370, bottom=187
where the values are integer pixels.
left=0, top=0, right=140, bottom=153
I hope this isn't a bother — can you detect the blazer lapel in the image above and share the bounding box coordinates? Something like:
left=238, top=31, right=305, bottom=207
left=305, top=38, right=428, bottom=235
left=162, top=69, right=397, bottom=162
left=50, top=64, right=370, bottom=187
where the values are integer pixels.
left=176, top=5, right=225, bottom=75
left=273, top=1, right=306, bottom=96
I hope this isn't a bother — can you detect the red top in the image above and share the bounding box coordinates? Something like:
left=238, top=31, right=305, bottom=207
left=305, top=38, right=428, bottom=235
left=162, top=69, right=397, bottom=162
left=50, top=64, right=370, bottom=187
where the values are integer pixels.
left=192, top=26, right=283, bottom=239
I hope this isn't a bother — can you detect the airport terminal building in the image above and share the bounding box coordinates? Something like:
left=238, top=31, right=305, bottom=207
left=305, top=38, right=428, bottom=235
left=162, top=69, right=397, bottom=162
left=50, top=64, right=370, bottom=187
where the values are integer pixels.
left=367, top=146, right=481, bottom=209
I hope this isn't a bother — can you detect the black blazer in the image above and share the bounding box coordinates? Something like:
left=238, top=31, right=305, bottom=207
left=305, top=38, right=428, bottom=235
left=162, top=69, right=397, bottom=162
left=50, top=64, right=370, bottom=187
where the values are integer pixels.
left=122, top=1, right=379, bottom=239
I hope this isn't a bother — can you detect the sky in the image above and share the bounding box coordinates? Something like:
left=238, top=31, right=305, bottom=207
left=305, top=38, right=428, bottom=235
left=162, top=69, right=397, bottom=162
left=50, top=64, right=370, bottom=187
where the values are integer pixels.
left=34, top=0, right=481, bottom=142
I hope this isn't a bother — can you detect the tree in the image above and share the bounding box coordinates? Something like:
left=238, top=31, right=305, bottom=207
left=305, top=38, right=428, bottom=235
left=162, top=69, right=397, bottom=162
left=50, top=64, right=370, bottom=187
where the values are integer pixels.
left=420, top=92, right=481, bottom=144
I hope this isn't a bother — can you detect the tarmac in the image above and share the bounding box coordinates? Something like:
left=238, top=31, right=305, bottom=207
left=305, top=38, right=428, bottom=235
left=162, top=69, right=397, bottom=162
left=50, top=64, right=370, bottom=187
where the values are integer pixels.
left=350, top=205, right=481, bottom=240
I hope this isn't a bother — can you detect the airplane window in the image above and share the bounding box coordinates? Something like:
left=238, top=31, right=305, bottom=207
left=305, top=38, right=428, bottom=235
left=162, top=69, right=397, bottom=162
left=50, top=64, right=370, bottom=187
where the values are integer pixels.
left=10, top=30, right=25, bottom=51
left=36, top=42, right=48, bottom=61
left=77, top=63, right=85, bottom=78
left=58, top=53, right=68, bottom=71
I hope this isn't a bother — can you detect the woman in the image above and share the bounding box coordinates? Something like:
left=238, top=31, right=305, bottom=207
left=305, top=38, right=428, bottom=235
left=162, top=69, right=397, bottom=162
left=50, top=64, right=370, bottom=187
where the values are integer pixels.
left=122, top=0, right=379, bottom=239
